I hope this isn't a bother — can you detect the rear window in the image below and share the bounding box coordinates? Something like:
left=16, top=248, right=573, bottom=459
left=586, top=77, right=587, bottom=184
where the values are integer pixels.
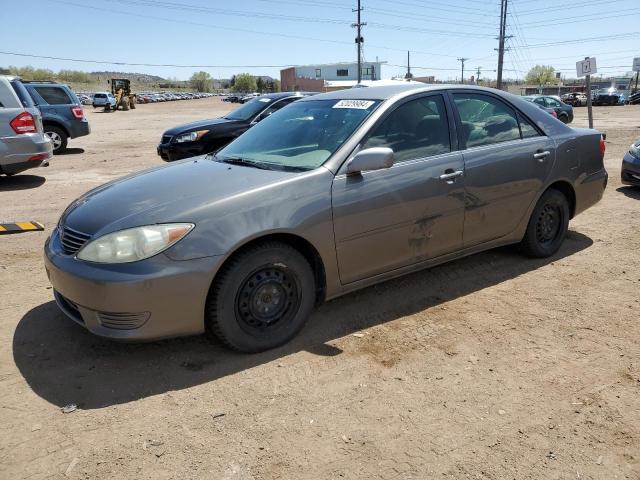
left=94, top=93, right=107, bottom=99
left=33, top=86, right=73, bottom=105
left=10, top=80, right=35, bottom=108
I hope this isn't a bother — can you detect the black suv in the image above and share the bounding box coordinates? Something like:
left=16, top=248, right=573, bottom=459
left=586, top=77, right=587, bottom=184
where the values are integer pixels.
left=23, top=81, right=90, bottom=153
left=157, top=92, right=316, bottom=161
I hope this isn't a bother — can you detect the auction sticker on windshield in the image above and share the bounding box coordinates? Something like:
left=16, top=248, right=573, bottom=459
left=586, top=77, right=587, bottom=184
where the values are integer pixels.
left=333, top=100, right=375, bottom=109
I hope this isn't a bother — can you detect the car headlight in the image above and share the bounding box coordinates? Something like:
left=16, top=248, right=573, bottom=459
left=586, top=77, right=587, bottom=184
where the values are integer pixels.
left=174, top=130, right=209, bottom=143
left=630, top=143, right=640, bottom=160
left=76, top=223, right=194, bottom=263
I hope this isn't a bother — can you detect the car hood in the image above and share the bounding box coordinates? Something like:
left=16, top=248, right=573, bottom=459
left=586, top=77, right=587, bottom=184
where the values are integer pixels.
left=163, top=117, right=242, bottom=135
left=61, top=157, right=299, bottom=236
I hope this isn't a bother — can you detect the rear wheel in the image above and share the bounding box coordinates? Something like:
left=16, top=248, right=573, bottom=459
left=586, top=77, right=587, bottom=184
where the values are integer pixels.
left=44, top=126, right=67, bottom=154
left=520, top=189, right=570, bottom=258
left=558, top=113, right=569, bottom=123
left=206, top=242, right=315, bottom=353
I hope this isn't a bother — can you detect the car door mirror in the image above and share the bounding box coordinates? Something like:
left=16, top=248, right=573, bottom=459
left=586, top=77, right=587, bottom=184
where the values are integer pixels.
left=346, top=147, right=395, bottom=174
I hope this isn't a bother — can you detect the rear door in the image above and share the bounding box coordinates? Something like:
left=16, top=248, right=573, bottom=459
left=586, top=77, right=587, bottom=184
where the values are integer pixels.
left=331, top=93, right=466, bottom=284
left=450, top=91, right=555, bottom=247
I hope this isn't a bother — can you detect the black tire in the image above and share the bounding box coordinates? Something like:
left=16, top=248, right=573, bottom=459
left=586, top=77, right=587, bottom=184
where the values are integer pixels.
left=206, top=242, right=315, bottom=352
left=520, top=189, right=570, bottom=258
left=44, top=125, right=68, bottom=154
left=558, top=113, right=569, bottom=124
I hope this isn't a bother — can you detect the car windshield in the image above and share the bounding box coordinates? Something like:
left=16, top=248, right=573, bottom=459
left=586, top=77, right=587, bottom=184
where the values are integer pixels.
left=216, top=98, right=381, bottom=171
left=225, top=97, right=273, bottom=121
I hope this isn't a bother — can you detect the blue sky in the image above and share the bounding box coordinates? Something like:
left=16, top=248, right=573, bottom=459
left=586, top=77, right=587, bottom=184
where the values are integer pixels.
left=0, top=0, right=637, bottom=81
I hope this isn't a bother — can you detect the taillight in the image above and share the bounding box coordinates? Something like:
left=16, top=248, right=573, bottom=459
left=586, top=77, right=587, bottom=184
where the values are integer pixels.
left=551, top=111, right=558, bottom=118
left=10, top=111, right=36, bottom=134
left=599, top=136, right=606, bottom=157
left=71, top=106, right=84, bottom=120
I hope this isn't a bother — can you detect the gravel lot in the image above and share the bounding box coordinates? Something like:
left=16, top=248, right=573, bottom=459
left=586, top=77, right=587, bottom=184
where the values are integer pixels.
left=1, top=98, right=639, bottom=479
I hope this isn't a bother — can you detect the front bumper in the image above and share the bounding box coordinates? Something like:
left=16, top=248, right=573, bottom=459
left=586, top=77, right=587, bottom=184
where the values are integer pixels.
left=44, top=229, right=223, bottom=341
left=156, top=141, right=205, bottom=162
left=622, top=153, right=640, bottom=186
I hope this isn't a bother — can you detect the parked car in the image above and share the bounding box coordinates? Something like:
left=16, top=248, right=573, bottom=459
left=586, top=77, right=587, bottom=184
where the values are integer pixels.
left=629, top=91, right=640, bottom=105
left=77, top=94, right=93, bottom=105
left=23, top=81, right=90, bottom=154
left=45, top=85, right=607, bottom=352
left=523, top=95, right=573, bottom=123
left=621, top=138, right=640, bottom=187
left=561, top=92, right=587, bottom=107
left=0, top=75, right=52, bottom=175
left=92, top=92, right=116, bottom=109
left=157, top=92, right=316, bottom=161
left=592, top=88, right=625, bottom=106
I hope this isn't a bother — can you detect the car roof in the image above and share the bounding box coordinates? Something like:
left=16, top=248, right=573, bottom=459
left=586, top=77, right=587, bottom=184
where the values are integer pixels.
left=298, top=84, right=513, bottom=102
left=258, top=92, right=317, bottom=100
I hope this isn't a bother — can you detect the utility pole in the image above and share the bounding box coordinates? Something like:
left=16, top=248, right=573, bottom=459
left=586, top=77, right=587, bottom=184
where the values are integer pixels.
left=352, top=0, right=366, bottom=84
left=496, top=0, right=510, bottom=90
left=476, top=66, right=482, bottom=85
left=585, top=57, right=593, bottom=129
left=405, top=50, right=413, bottom=80
left=458, top=57, right=468, bottom=84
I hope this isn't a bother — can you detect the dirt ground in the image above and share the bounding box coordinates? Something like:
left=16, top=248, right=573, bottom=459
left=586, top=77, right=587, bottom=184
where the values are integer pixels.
left=1, top=98, right=639, bottom=480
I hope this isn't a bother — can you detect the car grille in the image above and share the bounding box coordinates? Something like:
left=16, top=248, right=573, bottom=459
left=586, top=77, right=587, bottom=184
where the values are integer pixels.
left=97, top=311, right=150, bottom=330
left=60, top=226, right=91, bottom=255
left=161, top=135, right=172, bottom=144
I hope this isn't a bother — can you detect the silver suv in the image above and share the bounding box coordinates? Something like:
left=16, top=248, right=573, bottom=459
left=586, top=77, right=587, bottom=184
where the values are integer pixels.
left=0, top=76, right=52, bottom=176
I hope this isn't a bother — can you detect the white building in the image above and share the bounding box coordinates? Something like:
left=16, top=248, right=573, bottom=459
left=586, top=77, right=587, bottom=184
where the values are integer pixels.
left=281, top=61, right=385, bottom=91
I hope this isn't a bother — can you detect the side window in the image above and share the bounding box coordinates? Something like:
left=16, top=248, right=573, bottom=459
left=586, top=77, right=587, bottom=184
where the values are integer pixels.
left=258, top=97, right=296, bottom=120
left=517, top=113, right=540, bottom=139
left=533, top=97, right=546, bottom=106
left=34, top=86, right=72, bottom=105
left=546, top=97, right=560, bottom=108
left=453, top=93, right=521, bottom=148
left=362, top=95, right=451, bottom=162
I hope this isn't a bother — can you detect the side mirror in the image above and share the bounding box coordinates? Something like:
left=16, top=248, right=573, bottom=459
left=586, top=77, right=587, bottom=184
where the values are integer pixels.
left=346, top=147, right=395, bottom=174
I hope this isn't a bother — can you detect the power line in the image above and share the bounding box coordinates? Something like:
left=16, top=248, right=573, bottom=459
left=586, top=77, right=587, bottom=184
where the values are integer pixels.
left=0, top=51, right=293, bottom=68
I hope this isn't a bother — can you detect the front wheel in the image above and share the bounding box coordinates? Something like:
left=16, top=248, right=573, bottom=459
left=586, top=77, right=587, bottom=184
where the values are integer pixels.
left=44, top=126, right=68, bottom=154
left=206, top=242, right=316, bottom=352
left=520, top=189, right=570, bottom=258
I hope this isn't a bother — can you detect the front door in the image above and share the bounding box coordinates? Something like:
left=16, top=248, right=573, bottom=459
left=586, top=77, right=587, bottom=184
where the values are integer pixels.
left=450, top=91, right=555, bottom=246
left=331, top=93, right=466, bottom=284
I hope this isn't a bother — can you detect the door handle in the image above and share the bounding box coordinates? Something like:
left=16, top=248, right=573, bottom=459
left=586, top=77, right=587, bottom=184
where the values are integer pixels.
left=439, top=170, right=464, bottom=181
left=533, top=151, right=551, bottom=162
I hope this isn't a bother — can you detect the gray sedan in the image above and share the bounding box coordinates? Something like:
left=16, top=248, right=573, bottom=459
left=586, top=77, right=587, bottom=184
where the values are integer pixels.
left=45, top=85, right=608, bottom=352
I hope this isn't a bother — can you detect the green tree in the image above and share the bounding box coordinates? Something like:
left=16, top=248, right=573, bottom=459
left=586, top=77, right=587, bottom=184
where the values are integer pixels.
left=232, top=73, right=257, bottom=93
left=190, top=71, right=213, bottom=92
left=256, top=77, right=265, bottom=93
left=525, top=65, right=557, bottom=86
left=57, top=69, right=91, bottom=83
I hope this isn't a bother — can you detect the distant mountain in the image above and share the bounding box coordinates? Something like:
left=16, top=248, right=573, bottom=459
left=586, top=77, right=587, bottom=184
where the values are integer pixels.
left=89, top=71, right=166, bottom=83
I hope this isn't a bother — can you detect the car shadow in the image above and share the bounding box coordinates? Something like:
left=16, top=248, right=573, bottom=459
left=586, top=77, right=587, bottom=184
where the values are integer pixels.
left=13, top=231, right=593, bottom=409
left=617, top=186, right=640, bottom=199
left=57, top=148, right=84, bottom=155
left=0, top=175, right=46, bottom=191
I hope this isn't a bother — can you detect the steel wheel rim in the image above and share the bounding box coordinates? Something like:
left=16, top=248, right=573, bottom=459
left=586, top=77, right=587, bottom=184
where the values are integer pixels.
left=535, top=203, right=562, bottom=245
left=235, top=265, right=301, bottom=335
left=45, top=131, right=62, bottom=149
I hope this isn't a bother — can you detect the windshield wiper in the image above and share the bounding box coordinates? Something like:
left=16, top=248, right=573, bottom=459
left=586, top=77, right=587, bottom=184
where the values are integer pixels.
left=217, top=156, right=272, bottom=170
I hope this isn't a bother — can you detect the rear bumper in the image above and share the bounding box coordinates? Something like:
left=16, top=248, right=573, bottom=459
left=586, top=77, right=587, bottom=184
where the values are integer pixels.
left=575, top=168, right=608, bottom=216
left=0, top=134, right=53, bottom=174
left=44, top=230, right=223, bottom=341
left=69, top=119, right=91, bottom=139
left=622, top=154, right=640, bottom=186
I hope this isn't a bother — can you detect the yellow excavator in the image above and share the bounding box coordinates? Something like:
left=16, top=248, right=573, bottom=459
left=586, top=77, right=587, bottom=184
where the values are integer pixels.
left=104, top=78, right=137, bottom=111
